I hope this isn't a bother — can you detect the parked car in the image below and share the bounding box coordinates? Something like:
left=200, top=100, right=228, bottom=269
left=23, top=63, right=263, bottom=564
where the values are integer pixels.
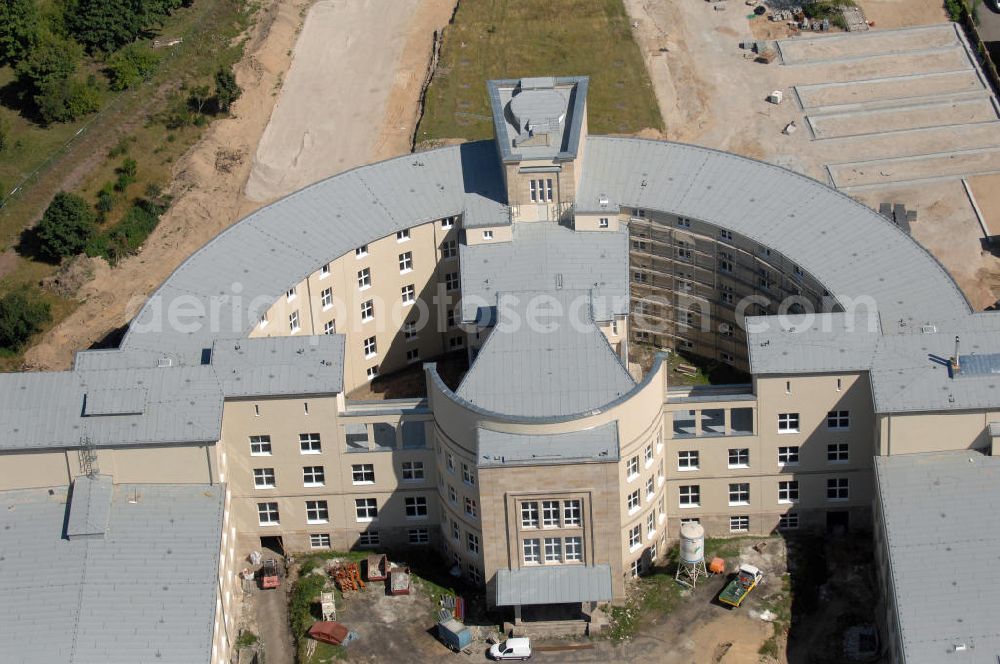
left=489, top=637, right=532, bottom=661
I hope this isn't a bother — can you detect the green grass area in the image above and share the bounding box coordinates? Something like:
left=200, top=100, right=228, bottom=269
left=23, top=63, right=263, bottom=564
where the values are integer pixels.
left=607, top=557, right=683, bottom=640
left=416, top=0, right=662, bottom=144
left=0, top=0, right=255, bottom=368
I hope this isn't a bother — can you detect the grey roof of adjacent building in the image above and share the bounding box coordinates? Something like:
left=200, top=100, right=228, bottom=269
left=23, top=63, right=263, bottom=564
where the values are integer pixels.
left=875, top=451, right=1000, bottom=663
left=459, top=221, right=630, bottom=323
left=462, top=191, right=511, bottom=229
left=0, top=482, right=224, bottom=664
left=488, top=77, right=588, bottom=163
left=746, top=312, right=1000, bottom=413
left=65, top=475, right=114, bottom=540
left=456, top=291, right=636, bottom=418
left=495, top=564, right=613, bottom=606
left=477, top=421, right=620, bottom=467
left=210, top=334, right=345, bottom=398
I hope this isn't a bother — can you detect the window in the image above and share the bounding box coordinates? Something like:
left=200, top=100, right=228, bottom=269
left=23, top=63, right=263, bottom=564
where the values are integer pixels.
left=721, top=352, right=735, bottom=363
left=565, top=537, right=582, bottom=561
left=467, top=565, right=482, bottom=584
left=680, top=517, right=700, bottom=525
left=405, top=496, right=428, bottom=518
left=352, top=464, right=375, bottom=484
left=355, top=245, right=368, bottom=258
left=446, top=308, right=456, bottom=328
left=403, top=321, right=417, bottom=340
left=299, top=433, right=321, bottom=454
left=718, top=251, right=734, bottom=273
left=320, top=287, right=333, bottom=309
left=448, top=485, right=457, bottom=503
left=778, top=480, right=799, bottom=504
left=441, top=217, right=455, bottom=229
left=720, top=323, right=734, bottom=338
left=646, top=511, right=655, bottom=537
left=521, top=501, right=539, bottom=528
left=729, top=483, right=750, bottom=505
left=258, top=312, right=268, bottom=329
left=361, top=299, right=374, bottom=321
left=398, top=251, right=413, bottom=272
left=633, top=271, right=648, bottom=284
left=677, top=217, right=691, bottom=227
left=444, top=272, right=459, bottom=292
left=728, top=448, right=750, bottom=468
left=720, top=286, right=735, bottom=305
left=542, top=501, right=560, bottom=527
left=676, top=242, right=692, bottom=260
left=679, top=485, right=700, bottom=507
left=678, top=450, right=699, bottom=470
left=446, top=453, right=455, bottom=473
left=366, top=366, right=378, bottom=380
left=827, top=410, right=850, bottom=429
left=323, top=320, right=336, bottom=335
left=778, top=446, right=799, bottom=466
left=355, top=498, right=378, bottom=521
left=401, top=284, right=415, bottom=305
left=730, top=516, right=749, bottom=533
left=396, top=229, right=410, bottom=242
left=310, top=534, right=331, bottom=549
left=401, top=461, right=424, bottom=481
left=778, top=513, right=799, bottom=530
left=464, top=497, right=478, bottom=518
left=827, top=478, right=849, bottom=501
left=357, top=267, right=371, bottom=289
left=828, top=443, right=849, bottom=463
left=720, top=229, right=733, bottom=241
left=258, top=502, right=279, bottom=525
left=462, top=463, right=476, bottom=486
left=627, top=456, right=640, bottom=479
left=599, top=217, right=609, bottom=228
left=253, top=468, right=276, bottom=489
left=563, top=500, right=581, bottom=526
left=466, top=532, right=480, bottom=554
left=630, top=559, right=642, bottom=578
left=319, top=263, right=330, bottom=278
left=658, top=459, right=665, bottom=484
left=303, top=466, right=325, bottom=487
left=628, top=525, right=641, bottom=549
left=644, top=444, right=654, bottom=466
left=633, top=208, right=646, bottom=218
left=306, top=500, right=329, bottom=523
left=404, top=348, right=419, bottom=364
left=449, top=335, right=465, bottom=349
left=646, top=477, right=655, bottom=501
left=451, top=520, right=460, bottom=541
left=482, top=230, right=493, bottom=240
left=408, top=528, right=429, bottom=544
left=286, top=287, right=297, bottom=301
left=250, top=435, right=272, bottom=456
left=358, top=531, right=380, bottom=546
left=363, top=336, right=377, bottom=357
left=441, top=239, right=457, bottom=259
left=288, top=310, right=300, bottom=333
left=544, top=537, right=562, bottom=562
left=778, top=413, right=800, bottom=433
left=627, top=490, right=641, bottom=512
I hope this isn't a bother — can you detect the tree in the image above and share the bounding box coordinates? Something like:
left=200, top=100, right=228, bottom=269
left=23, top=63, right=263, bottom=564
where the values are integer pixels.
left=0, top=291, right=51, bottom=351
left=35, top=192, right=96, bottom=261
left=15, top=32, right=81, bottom=92
left=0, top=0, right=39, bottom=66
left=214, top=67, right=241, bottom=114
left=107, top=42, right=160, bottom=91
left=68, top=0, right=184, bottom=53
left=35, top=77, right=101, bottom=124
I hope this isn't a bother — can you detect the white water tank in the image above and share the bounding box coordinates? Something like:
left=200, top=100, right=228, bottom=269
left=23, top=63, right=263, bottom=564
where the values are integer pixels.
left=679, top=521, right=705, bottom=564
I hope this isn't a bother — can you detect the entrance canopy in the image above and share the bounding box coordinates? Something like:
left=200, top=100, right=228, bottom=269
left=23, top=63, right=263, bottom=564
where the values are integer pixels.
left=496, top=564, right=613, bottom=606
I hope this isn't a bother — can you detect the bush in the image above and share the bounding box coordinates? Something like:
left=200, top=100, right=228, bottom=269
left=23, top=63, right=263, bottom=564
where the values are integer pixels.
left=0, top=291, right=51, bottom=351
left=114, top=157, right=138, bottom=192
left=215, top=67, right=241, bottom=113
left=106, top=42, right=159, bottom=91
left=288, top=574, right=326, bottom=642
left=86, top=198, right=166, bottom=262
left=35, top=77, right=101, bottom=124
left=36, top=191, right=96, bottom=261
left=96, top=183, right=116, bottom=214
left=946, top=0, right=965, bottom=21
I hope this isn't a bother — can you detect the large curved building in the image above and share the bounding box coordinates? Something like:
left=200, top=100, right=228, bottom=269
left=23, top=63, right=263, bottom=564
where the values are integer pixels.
left=2, top=76, right=999, bottom=659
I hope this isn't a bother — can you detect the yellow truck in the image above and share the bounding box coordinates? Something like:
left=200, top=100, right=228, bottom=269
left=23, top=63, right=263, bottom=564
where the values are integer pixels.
left=719, top=564, right=763, bottom=608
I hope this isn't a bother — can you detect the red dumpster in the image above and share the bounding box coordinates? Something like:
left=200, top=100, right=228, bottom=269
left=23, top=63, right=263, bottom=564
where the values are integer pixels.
left=309, top=621, right=350, bottom=645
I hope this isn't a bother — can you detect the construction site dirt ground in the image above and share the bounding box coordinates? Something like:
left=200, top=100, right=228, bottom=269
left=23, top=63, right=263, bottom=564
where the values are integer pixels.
left=624, top=0, right=1000, bottom=310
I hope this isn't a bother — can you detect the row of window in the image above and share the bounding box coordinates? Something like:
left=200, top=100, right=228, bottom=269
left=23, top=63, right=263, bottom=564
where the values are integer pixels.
left=627, top=507, right=663, bottom=551
left=523, top=536, right=583, bottom=564
left=778, top=410, right=849, bottom=433
left=308, top=527, right=431, bottom=550
left=519, top=500, right=581, bottom=529
left=257, top=496, right=429, bottom=526
left=678, top=477, right=850, bottom=507
left=676, top=443, right=849, bottom=470
left=252, top=461, right=425, bottom=489
left=250, top=434, right=322, bottom=456
left=680, top=513, right=800, bottom=533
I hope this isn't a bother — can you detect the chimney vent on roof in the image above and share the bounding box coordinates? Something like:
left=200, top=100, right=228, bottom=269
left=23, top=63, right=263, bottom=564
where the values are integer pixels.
left=950, top=336, right=962, bottom=376
left=156, top=357, right=172, bottom=368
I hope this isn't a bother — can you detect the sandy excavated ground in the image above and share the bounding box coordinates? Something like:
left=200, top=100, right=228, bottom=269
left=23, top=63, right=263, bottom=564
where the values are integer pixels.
left=25, top=0, right=454, bottom=370
left=624, top=0, right=1000, bottom=310
left=245, top=0, right=456, bottom=202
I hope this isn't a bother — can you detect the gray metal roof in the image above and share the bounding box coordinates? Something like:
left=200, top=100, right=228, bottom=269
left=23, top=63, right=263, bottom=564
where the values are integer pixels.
left=459, top=221, right=629, bottom=323
left=477, top=421, right=620, bottom=467
left=211, top=335, right=345, bottom=398
left=488, top=77, right=588, bottom=163
left=462, top=192, right=511, bottom=229
left=875, top=451, right=1000, bottom=663
left=495, top=564, right=613, bottom=606
left=456, top=291, right=635, bottom=418
left=66, top=475, right=113, bottom=540
left=0, top=482, right=224, bottom=663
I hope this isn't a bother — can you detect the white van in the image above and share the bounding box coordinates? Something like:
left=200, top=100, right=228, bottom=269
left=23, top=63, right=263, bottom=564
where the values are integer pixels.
left=489, top=637, right=532, bottom=660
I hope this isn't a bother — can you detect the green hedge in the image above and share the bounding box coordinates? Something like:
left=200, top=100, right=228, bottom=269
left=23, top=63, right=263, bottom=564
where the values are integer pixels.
left=86, top=198, right=166, bottom=263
